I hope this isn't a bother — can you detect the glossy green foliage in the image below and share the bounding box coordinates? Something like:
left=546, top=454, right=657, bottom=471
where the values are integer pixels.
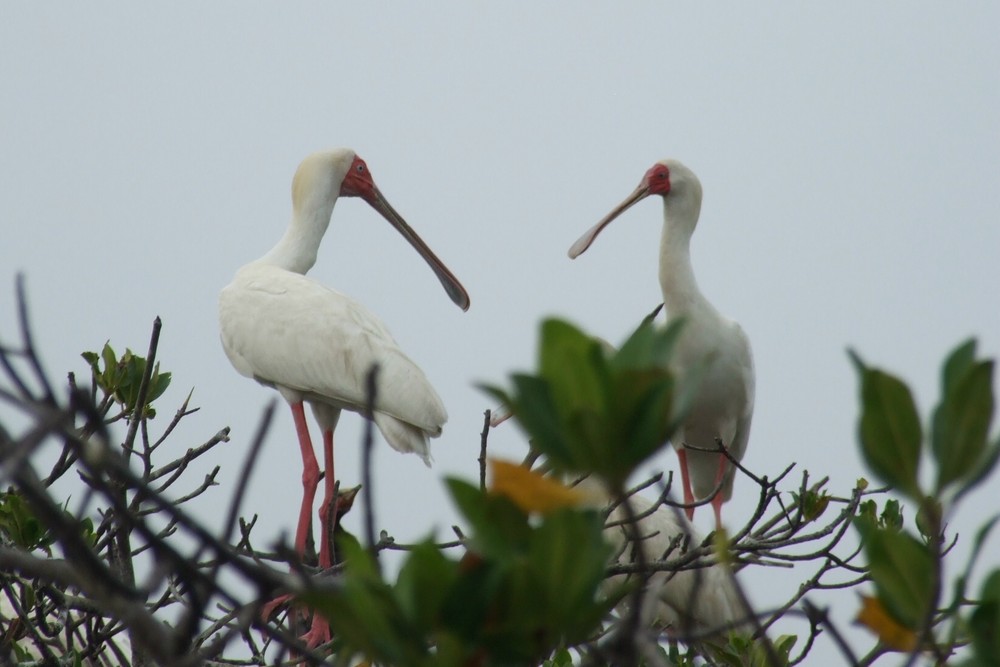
left=968, top=569, right=1000, bottom=666
left=857, top=498, right=903, bottom=532
left=0, top=490, right=95, bottom=556
left=0, top=489, right=55, bottom=555
left=791, top=486, right=830, bottom=524
left=932, top=340, right=997, bottom=497
left=851, top=339, right=1000, bottom=503
left=849, top=351, right=923, bottom=499
left=711, top=633, right=796, bottom=667
left=484, top=318, right=687, bottom=490
left=82, top=342, right=171, bottom=418
left=305, top=479, right=613, bottom=667
left=851, top=339, right=1000, bottom=654
left=541, top=648, right=574, bottom=667
left=855, top=515, right=935, bottom=629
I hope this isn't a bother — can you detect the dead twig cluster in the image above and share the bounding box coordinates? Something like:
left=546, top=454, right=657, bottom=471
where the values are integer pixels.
left=0, top=277, right=346, bottom=666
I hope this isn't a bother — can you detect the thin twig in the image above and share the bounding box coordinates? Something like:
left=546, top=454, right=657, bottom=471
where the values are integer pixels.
left=479, top=409, right=490, bottom=491
left=362, top=363, right=380, bottom=573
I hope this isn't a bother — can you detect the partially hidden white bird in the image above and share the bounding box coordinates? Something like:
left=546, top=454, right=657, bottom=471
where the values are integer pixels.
left=569, top=160, right=754, bottom=529
left=219, top=149, right=469, bottom=645
left=602, top=493, right=747, bottom=637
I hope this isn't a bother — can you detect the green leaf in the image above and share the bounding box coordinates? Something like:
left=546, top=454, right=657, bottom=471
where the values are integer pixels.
left=147, top=368, right=172, bottom=403
left=543, top=648, right=574, bottom=667
left=446, top=478, right=531, bottom=560
left=858, top=499, right=877, bottom=523
left=856, top=519, right=936, bottom=629
left=484, top=376, right=576, bottom=471
left=942, top=339, right=978, bottom=393
left=439, top=550, right=503, bottom=646
left=932, top=358, right=994, bottom=491
left=851, top=352, right=923, bottom=498
left=101, top=342, right=118, bottom=378
left=602, top=369, right=675, bottom=487
left=792, top=489, right=830, bottom=523
left=304, top=536, right=423, bottom=665
left=915, top=497, right=943, bottom=541
left=968, top=516, right=1000, bottom=576
left=539, top=319, right=607, bottom=414
left=612, top=317, right=683, bottom=372
left=954, top=438, right=1000, bottom=505
left=394, top=540, right=457, bottom=633
left=484, top=318, right=688, bottom=490
left=81, top=350, right=99, bottom=370
left=0, top=490, right=54, bottom=553
left=880, top=498, right=903, bottom=531
left=949, top=515, right=1000, bottom=631
left=970, top=569, right=1000, bottom=666
left=774, top=634, right=797, bottom=662
left=527, top=509, right=611, bottom=642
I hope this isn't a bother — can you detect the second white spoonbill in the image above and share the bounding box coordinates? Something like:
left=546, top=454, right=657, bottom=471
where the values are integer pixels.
left=569, top=160, right=754, bottom=529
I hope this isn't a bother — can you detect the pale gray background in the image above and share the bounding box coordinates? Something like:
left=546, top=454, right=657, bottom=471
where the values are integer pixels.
left=2, top=4, right=998, bottom=658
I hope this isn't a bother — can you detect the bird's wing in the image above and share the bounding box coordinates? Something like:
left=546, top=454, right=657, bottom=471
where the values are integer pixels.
left=728, top=322, right=755, bottom=463
left=219, top=266, right=447, bottom=433
left=719, top=322, right=755, bottom=499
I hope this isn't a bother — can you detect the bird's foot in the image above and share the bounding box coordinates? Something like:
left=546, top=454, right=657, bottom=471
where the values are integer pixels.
left=300, top=612, right=332, bottom=650
left=259, top=595, right=332, bottom=647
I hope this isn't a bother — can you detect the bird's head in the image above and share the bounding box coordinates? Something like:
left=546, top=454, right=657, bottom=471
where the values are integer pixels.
left=290, top=148, right=471, bottom=311
left=291, top=148, right=360, bottom=216
left=568, top=158, right=703, bottom=259
left=642, top=159, right=701, bottom=197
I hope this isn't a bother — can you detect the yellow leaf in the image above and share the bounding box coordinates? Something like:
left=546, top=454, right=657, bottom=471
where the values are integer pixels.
left=488, top=459, right=597, bottom=514
left=855, top=595, right=918, bottom=651
left=711, top=528, right=734, bottom=567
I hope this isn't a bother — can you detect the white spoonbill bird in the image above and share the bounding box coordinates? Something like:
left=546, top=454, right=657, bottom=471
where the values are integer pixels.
left=604, top=493, right=747, bottom=637
left=219, top=149, right=469, bottom=645
left=569, top=160, right=754, bottom=529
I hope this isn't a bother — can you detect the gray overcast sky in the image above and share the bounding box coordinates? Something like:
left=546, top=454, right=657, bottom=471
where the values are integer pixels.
left=2, top=3, right=998, bottom=656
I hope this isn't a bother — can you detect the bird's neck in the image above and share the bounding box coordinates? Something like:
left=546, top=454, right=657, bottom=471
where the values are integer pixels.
left=658, top=207, right=704, bottom=317
left=258, top=200, right=337, bottom=274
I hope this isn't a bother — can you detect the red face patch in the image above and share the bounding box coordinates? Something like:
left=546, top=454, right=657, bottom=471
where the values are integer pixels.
left=340, top=155, right=376, bottom=199
left=644, top=163, right=671, bottom=196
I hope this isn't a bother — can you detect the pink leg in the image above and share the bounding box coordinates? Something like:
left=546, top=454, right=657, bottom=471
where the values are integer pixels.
left=711, top=454, right=727, bottom=530
left=317, top=428, right=336, bottom=569
left=290, top=402, right=321, bottom=557
left=263, top=405, right=333, bottom=649
left=302, top=428, right=335, bottom=649
left=676, top=447, right=696, bottom=521
left=261, top=402, right=320, bottom=625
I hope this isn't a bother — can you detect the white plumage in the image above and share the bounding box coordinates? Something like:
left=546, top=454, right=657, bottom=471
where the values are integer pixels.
left=604, top=494, right=746, bottom=636
left=220, top=265, right=447, bottom=460
left=569, top=159, right=755, bottom=528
